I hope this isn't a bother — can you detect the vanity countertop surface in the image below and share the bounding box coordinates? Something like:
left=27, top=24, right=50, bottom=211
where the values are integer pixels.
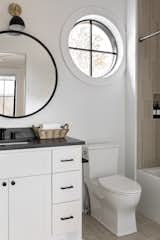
left=0, top=137, right=85, bottom=151
left=0, top=128, right=85, bottom=151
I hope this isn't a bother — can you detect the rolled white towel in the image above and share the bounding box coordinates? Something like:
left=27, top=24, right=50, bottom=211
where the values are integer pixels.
left=40, top=123, right=62, bottom=130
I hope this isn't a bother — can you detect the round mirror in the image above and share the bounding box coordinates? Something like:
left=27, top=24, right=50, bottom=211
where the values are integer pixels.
left=0, top=30, right=58, bottom=118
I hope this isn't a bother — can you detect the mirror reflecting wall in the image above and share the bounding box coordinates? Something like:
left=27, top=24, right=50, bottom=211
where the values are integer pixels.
left=0, top=31, right=57, bottom=118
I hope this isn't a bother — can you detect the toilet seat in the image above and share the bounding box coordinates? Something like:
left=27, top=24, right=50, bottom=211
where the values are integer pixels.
left=98, top=175, right=141, bottom=195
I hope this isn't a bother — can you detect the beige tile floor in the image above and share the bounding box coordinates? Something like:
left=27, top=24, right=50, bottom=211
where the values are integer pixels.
left=83, top=214, right=160, bottom=240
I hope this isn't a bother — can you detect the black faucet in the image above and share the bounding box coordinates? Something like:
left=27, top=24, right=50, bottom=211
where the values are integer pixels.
left=0, top=128, right=6, bottom=140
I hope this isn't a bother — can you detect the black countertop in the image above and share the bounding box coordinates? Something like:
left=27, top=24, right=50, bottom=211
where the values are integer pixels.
left=0, top=136, right=85, bottom=151
left=0, top=128, right=85, bottom=151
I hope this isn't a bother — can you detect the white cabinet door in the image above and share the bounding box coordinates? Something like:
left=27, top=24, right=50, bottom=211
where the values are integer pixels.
left=9, top=175, right=51, bottom=240
left=0, top=179, right=8, bottom=240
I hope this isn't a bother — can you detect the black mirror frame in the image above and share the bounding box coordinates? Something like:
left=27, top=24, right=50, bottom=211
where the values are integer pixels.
left=0, top=30, right=58, bottom=119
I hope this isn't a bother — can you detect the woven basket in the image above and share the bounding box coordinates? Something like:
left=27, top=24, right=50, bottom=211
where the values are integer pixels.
left=32, top=124, right=69, bottom=140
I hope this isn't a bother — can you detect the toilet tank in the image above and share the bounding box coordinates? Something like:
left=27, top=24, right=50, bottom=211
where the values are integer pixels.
left=87, top=142, right=119, bottom=179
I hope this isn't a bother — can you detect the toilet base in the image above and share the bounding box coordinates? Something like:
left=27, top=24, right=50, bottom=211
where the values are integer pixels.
left=90, top=193, right=137, bottom=237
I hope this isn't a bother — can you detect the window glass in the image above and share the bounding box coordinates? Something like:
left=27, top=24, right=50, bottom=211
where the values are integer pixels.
left=0, top=75, right=16, bottom=116
left=92, top=52, right=116, bottom=78
left=68, top=21, right=90, bottom=49
left=68, top=20, right=118, bottom=78
left=69, top=49, right=90, bottom=76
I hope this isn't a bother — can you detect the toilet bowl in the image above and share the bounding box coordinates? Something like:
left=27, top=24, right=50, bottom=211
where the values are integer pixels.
left=89, top=175, right=141, bottom=236
left=85, top=143, right=141, bottom=237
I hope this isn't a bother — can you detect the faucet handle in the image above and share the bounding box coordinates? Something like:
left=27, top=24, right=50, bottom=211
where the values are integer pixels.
left=0, top=128, right=6, bottom=140
left=10, top=131, right=16, bottom=140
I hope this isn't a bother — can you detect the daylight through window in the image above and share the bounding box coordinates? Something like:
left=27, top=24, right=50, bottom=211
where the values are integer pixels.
left=0, top=75, right=16, bottom=116
left=68, top=20, right=118, bottom=78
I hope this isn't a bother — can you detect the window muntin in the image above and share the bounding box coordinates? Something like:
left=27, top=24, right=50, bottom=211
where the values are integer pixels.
left=0, top=75, right=16, bottom=116
left=68, top=20, right=118, bottom=78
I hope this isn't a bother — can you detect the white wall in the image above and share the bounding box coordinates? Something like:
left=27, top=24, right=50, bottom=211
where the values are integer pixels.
left=0, top=0, right=126, bottom=174
left=125, top=0, right=138, bottom=179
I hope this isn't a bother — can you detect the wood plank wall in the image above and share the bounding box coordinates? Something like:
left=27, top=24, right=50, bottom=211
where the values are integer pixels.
left=138, top=0, right=160, bottom=168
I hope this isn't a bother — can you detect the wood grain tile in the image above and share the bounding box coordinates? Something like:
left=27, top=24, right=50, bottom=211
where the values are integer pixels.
left=138, top=0, right=160, bottom=169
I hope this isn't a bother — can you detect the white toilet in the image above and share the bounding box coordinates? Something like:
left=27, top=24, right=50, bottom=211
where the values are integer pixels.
left=85, top=143, right=141, bottom=237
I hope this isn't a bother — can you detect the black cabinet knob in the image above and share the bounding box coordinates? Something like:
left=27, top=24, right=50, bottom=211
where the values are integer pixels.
left=2, top=182, right=7, bottom=187
left=11, top=181, right=16, bottom=186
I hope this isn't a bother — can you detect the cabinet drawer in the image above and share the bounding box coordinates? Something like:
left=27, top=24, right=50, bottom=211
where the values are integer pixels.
left=0, top=149, right=51, bottom=178
left=53, top=201, right=81, bottom=235
left=53, top=172, right=81, bottom=203
left=53, top=146, right=81, bottom=173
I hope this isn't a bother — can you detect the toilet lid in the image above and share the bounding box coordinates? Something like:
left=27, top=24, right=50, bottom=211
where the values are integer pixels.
left=98, top=175, right=141, bottom=195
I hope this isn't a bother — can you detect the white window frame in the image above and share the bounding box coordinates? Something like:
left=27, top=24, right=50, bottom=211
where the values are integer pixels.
left=61, top=7, right=124, bottom=85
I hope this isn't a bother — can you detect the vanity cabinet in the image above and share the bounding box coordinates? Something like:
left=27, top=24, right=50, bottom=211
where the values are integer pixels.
left=0, top=149, right=52, bottom=240
left=0, top=142, right=83, bottom=240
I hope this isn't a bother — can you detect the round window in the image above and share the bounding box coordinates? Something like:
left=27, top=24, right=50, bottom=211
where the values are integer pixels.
left=68, top=20, right=118, bottom=78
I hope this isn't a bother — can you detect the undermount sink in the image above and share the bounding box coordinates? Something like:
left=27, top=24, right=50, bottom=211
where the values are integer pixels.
left=0, top=128, right=36, bottom=147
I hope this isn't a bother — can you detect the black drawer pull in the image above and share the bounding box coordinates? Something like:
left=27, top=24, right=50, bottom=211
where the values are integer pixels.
left=61, top=216, right=74, bottom=221
left=61, top=159, right=74, bottom=163
left=61, top=185, right=74, bottom=190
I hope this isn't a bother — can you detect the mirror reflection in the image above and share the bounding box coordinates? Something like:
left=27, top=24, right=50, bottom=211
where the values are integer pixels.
left=0, top=31, right=57, bottom=118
